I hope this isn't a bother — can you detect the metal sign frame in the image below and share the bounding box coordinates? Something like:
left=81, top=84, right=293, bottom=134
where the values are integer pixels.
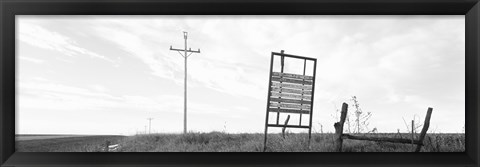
left=263, top=50, right=317, bottom=151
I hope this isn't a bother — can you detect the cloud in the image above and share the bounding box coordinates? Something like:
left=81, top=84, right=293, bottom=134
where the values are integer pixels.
left=91, top=20, right=183, bottom=84
left=19, top=80, right=117, bottom=100
left=90, top=18, right=269, bottom=100
left=19, top=56, right=44, bottom=64
left=18, top=77, right=232, bottom=116
left=18, top=22, right=114, bottom=62
left=18, top=78, right=121, bottom=111
left=89, top=84, right=109, bottom=92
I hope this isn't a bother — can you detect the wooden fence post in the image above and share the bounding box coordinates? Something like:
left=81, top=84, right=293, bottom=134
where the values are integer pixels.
left=415, top=107, right=433, bottom=152
left=282, top=115, right=291, bottom=139
left=334, top=103, right=348, bottom=152
left=104, top=140, right=111, bottom=152
left=411, top=120, right=414, bottom=149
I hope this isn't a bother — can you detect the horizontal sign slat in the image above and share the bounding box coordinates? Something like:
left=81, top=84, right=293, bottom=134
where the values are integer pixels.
left=271, top=82, right=312, bottom=90
left=270, top=92, right=311, bottom=100
left=270, top=97, right=311, bottom=105
left=267, top=124, right=310, bottom=128
left=271, top=87, right=312, bottom=95
left=272, top=77, right=313, bottom=85
left=268, top=108, right=310, bottom=114
left=270, top=102, right=311, bottom=110
left=272, top=72, right=313, bottom=80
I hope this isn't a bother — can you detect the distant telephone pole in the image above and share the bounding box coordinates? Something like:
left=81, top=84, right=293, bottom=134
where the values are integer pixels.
left=147, top=118, right=153, bottom=134
left=170, top=31, right=201, bottom=134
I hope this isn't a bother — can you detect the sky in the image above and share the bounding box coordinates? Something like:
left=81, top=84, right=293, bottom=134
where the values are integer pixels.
left=16, top=15, right=465, bottom=135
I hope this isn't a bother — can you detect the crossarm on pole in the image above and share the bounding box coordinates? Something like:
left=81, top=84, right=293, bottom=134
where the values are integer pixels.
left=171, top=46, right=200, bottom=58
left=169, top=47, right=185, bottom=52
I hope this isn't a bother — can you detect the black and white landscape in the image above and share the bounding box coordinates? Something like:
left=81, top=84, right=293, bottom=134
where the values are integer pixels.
left=16, top=16, right=465, bottom=152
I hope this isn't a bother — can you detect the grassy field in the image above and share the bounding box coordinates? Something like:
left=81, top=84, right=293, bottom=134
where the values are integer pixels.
left=15, top=132, right=464, bottom=152
left=16, top=135, right=126, bottom=152
left=16, top=134, right=92, bottom=141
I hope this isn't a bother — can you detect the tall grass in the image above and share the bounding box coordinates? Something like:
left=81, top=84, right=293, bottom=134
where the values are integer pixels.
left=16, top=132, right=465, bottom=152
left=117, top=132, right=465, bottom=152
left=118, top=132, right=264, bottom=152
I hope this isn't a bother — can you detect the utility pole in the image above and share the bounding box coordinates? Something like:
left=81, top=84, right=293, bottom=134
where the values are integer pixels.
left=147, top=118, right=153, bottom=134
left=170, top=31, right=201, bottom=134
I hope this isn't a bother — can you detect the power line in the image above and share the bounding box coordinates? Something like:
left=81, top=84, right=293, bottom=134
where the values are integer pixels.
left=170, top=31, right=201, bottom=134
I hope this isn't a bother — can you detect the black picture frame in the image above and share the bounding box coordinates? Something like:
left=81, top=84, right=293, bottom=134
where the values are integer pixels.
left=1, top=0, right=478, bottom=166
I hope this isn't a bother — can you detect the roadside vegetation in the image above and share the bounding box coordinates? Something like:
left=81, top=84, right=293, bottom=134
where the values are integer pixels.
left=15, top=132, right=464, bottom=152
